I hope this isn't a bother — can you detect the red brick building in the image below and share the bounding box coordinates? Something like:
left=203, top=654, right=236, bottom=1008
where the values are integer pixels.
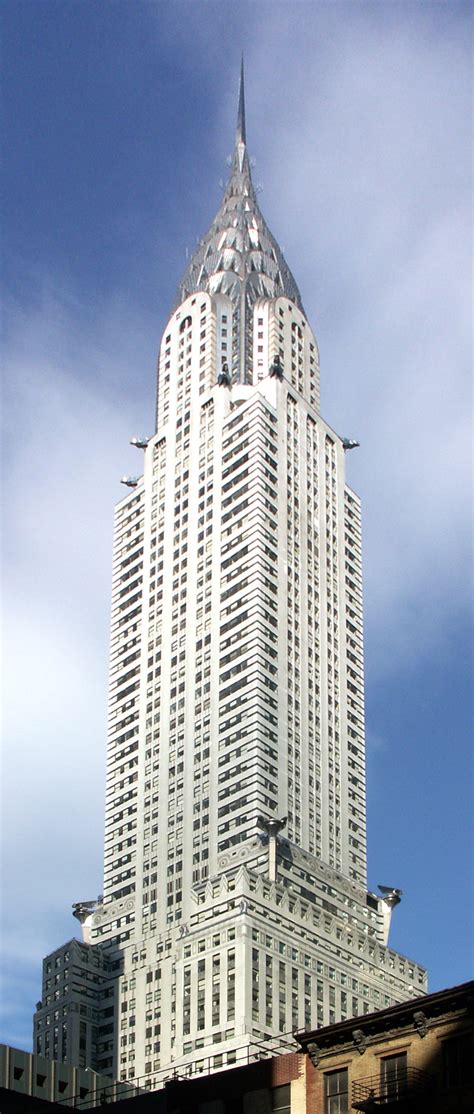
left=296, top=980, right=473, bottom=1113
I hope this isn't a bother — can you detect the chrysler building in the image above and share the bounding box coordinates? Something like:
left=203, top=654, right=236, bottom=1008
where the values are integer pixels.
left=33, top=68, right=426, bottom=1085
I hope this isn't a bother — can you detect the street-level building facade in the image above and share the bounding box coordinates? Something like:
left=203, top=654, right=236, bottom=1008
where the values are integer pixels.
left=24, top=982, right=474, bottom=1111
left=297, top=979, right=474, bottom=1114
left=0, top=1041, right=135, bottom=1109
left=34, top=69, right=426, bottom=1085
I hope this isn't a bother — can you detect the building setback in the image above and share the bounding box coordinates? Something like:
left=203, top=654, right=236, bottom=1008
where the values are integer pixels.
left=34, top=67, right=426, bottom=1086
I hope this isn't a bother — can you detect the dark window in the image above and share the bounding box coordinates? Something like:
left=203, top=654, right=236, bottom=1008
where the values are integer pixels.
left=381, top=1053, right=407, bottom=1100
left=325, top=1068, right=348, bottom=1114
left=272, top=1083, right=290, bottom=1113
left=443, top=1035, right=471, bottom=1088
left=13, top=1066, right=23, bottom=1080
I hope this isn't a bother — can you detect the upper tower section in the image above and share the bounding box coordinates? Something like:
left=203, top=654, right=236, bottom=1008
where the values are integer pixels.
left=174, top=62, right=304, bottom=385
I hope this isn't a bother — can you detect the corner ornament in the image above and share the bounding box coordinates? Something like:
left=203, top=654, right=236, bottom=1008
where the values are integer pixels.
left=305, top=1040, right=321, bottom=1066
left=352, top=1028, right=368, bottom=1055
left=413, top=1010, right=429, bottom=1038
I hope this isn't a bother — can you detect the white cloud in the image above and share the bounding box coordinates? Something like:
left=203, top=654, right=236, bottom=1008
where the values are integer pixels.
left=236, top=6, right=472, bottom=672
left=2, top=291, right=155, bottom=1030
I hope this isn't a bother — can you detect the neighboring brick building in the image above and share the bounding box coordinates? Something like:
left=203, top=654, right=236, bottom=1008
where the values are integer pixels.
left=296, top=980, right=473, bottom=1113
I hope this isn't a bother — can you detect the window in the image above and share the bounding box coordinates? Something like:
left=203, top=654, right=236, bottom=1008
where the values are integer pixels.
left=442, top=1035, right=471, bottom=1088
left=272, top=1083, right=290, bottom=1113
left=325, top=1068, right=348, bottom=1114
left=381, top=1053, right=407, bottom=1100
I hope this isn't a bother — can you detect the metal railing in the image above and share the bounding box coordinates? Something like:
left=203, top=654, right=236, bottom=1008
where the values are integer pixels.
left=352, top=1067, right=433, bottom=1109
left=56, top=1032, right=298, bottom=1108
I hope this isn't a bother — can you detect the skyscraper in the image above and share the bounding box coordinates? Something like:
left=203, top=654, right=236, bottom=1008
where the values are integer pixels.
left=34, top=68, right=426, bottom=1086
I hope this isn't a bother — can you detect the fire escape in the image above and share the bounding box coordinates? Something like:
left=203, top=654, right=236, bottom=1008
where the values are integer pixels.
left=352, top=1067, right=433, bottom=1110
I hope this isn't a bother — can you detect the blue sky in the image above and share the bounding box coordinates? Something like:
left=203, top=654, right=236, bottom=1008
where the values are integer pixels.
left=1, top=0, right=472, bottom=1051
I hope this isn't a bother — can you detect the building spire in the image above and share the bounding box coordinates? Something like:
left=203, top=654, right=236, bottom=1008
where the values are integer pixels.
left=175, top=63, right=304, bottom=345
left=236, top=55, right=246, bottom=145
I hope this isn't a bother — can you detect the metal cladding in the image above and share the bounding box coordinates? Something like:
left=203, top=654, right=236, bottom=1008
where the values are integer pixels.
left=176, top=64, right=303, bottom=383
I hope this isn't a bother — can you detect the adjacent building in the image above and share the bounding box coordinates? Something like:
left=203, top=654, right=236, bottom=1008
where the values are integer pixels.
left=296, top=979, right=474, bottom=1114
left=0, top=1042, right=135, bottom=1109
left=33, top=67, right=426, bottom=1085
left=33, top=939, right=117, bottom=1074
